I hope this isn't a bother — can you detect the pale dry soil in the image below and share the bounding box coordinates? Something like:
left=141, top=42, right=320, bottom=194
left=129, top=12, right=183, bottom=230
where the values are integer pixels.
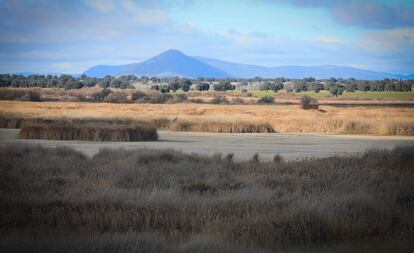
left=1, top=129, right=413, bottom=161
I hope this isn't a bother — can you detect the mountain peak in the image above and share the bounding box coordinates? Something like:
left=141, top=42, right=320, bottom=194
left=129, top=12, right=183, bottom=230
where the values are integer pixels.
left=84, top=49, right=228, bottom=78
left=158, top=49, right=185, bottom=57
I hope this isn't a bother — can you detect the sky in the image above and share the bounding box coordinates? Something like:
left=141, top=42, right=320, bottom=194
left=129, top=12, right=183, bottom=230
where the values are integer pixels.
left=0, top=0, right=413, bottom=74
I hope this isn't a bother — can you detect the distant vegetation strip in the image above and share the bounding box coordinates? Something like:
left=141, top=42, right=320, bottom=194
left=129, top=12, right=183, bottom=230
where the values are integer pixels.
left=0, top=145, right=413, bottom=252
left=0, top=74, right=412, bottom=94
left=18, top=118, right=158, bottom=141
left=1, top=88, right=413, bottom=106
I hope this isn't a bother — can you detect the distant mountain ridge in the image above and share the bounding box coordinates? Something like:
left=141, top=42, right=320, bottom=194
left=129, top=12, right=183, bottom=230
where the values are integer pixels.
left=84, top=49, right=228, bottom=78
left=83, top=49, right=413, bottom=80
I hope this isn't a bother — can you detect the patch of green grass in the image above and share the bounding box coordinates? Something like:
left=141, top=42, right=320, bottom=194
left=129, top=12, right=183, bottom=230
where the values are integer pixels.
left=342, top=91, right=414, bottom=100
left=294, top=90, right=331, bottom=98
left=251, top=90, right=276, bottom=97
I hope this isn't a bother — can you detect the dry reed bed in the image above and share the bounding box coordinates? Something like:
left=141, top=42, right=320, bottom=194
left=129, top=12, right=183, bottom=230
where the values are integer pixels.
left=0, top=145, right=413, bottom=252
left=0, top=114, right=273, bottom=134
left=19, top=119, right=158, bottom=141
left=171, top=120, right=274, bottom=133
left=1, top=101, right=414, bottom=135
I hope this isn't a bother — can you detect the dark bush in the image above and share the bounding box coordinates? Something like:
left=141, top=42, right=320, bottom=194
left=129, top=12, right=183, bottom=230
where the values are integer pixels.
left=300, top=95, right=318, bottom=109
left=24, top=91, right=41, bottom=101
left=91, top=88, right=112, bottom=101
left=273, top=154, right=284, bottom=163
left=195, top=82, right=210, bottom=91
left=250, top=153, right=259, bottom=162
left=257, top=96, right=274, bottom=104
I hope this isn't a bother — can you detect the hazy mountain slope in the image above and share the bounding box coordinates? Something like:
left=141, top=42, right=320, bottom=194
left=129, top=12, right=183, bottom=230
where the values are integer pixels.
left=83, top=65, right=128, bottom=78
left=195, top=56, right=400, bottom=80
left=84, top=49, right=228, bottom=78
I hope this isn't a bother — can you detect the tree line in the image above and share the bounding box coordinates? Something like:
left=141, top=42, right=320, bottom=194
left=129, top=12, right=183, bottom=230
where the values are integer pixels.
left=0, top=74, right=412, bottom=93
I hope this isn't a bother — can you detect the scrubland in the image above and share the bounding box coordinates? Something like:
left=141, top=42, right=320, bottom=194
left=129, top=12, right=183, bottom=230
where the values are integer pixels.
left=0, top=145, right=413, bottom=252
left=1, top=100, right=414, bottom=136
left=1, top=87, right=414, bottom=104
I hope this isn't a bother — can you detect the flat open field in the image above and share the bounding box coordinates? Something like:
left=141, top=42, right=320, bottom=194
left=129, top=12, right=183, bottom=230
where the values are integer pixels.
left=232, top=89, right=414, bottom=100
left=1, top=100, right=414, bottom=135
left=2, top=129, right=413, bottom=160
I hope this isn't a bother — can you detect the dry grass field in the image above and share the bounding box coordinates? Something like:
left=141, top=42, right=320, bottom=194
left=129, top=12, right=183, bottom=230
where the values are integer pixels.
left=0, top=145, right=413, bottom=252
left=1, top=100, right=414, bottom=136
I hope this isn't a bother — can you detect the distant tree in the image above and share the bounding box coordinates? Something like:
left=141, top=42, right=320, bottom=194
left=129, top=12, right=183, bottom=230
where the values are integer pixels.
left=99, top=76, right=112, bottom=88
left=168, top=80, right=180, bottom=92
left=213, top=81, right=235, bottom=91
left=196, top=82, right=210, bottom=91
left=259, top=82, right=283, bottom=92
left=110, top=79, right=122, bottom=88
left=329, top=85, right=345, bottom=97
left=294, top=81, right=307, bottom=92
left=311, top=82, right=324, bottom=93
left=159, top=85, right=170, bottom=93
left=91, top=88, right=112, bottom=101
left=303, top=77, right=315, bottom=83
left=179, top=79, right=192, bottom=92
left=345, top=83, right=357, bottom=92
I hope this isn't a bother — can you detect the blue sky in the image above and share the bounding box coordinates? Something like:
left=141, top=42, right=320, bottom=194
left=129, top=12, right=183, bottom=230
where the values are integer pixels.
left=0, top=0, right=413, bottom=74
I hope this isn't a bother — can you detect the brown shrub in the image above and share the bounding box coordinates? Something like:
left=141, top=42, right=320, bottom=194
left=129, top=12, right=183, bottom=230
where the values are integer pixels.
left=0, top=89, right=41, bottom=101
left=300, top=95, right=318, bottom=109
left=104, top=92, right=129, bottom=103
left=18, top=118, right=158, bottom=141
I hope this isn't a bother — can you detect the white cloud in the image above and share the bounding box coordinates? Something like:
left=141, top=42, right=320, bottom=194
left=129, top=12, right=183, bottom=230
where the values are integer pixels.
left=218, top=30, right=280, bottom=45
left=314, top=35, right=343, bottom=44
left=362, top=28, right=414, bottom=53
left=85, top=0, right=115, bottom=14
